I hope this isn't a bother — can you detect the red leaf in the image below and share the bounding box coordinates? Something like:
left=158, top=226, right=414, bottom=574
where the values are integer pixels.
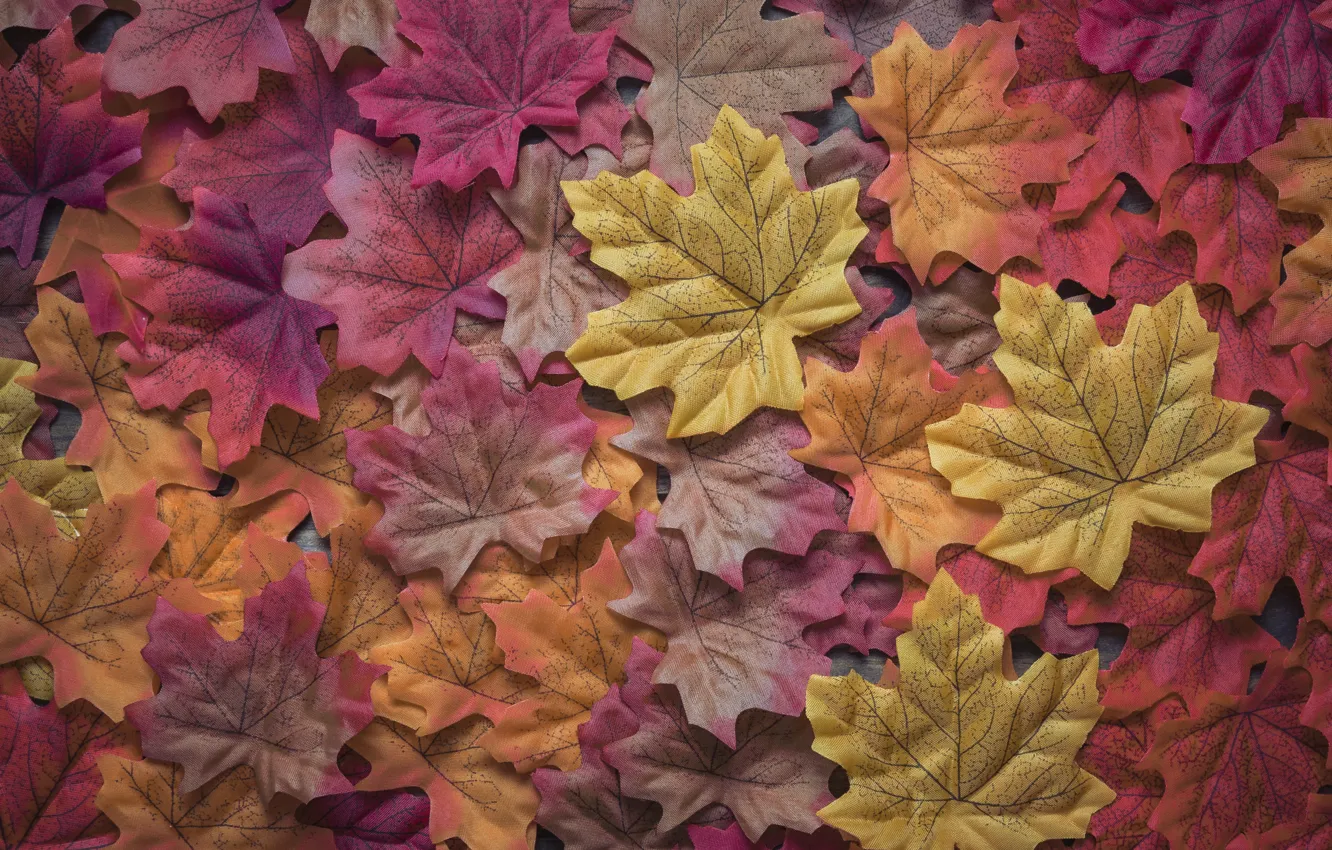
left=297, top=755, right=433, bottom=850
left=1231, top=794, right=1332, bottom=850
left=1000, top=182, right=1126, bottom=295
left=603, top=639, right=835, bottom=841
left=1189, top=428, right=1332, bottom=624
left=802, top=536, right=901, bottom=656
left=0, top=22, right=145, bottom=267
left=350, top=0, right=613, bottom=190
left=1288, top=620, right=1332, bottom=763
left=688, top=823, right=765, bottom=850
left=104, top=0, right=296, bottom=122
left=1020, top=593, right=1099, bottom=655
left=125, top=564, right=385, bottom=805
left=1076, top=0, right=1332, bottom=164
left=797, top=268, right=896, bottom=372
left=1285, top=344, right=1332, bottom=483
left=163, top=21, right=377, bottom=247
left=997, top=0, right=1191, bottom=217
left=1143, top=662, right=1330, bottom=850
left=287, top=132, right=519, bottom=376
left=0, top=1, right=106, bottom=29
left=1098, top=207, right=1196, bottom=337
left=346, top=343, right=614, bottom=587
left=0, top=250, right=80, bottom=366
left=1063, top=526, right=1279, bottom=712
left=109, top=189, right=335, bottom=468
left=542, top=42, right=638, bottom=157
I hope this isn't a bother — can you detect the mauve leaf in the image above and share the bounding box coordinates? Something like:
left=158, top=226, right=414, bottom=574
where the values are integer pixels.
left=906, top=264, right=1002, bottom=375
left=1, top=249, right=82, bottom=371
left=772, top=0, right=995, bottom=56
left=803, top=556, right=903, bottom=656
left=306, top=0, right=412, bottom=68
left=0, top=0, right=105, bottom=29
left=299, top=780, right=432, bottom=850
left=796, top=268, right=898, bottom=376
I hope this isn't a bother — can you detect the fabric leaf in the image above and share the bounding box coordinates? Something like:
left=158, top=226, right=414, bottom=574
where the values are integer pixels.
left=906, top=265, right=1002, bottom=375
left=1286, top=344, right=1332, bottom=483
left=772, top=0, right=995, bottom=53
left=305, top=0, right=411, bottom=68
left=1270, top=226, right=1332, bottom=347
left=311, top=504, right=412, bottom=661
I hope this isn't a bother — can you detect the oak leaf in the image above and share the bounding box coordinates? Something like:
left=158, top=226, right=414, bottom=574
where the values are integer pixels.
left=619, top=0, right=857, bottom=193
left=806, top=569, right=1113, bottom=850
left=163, top=20, right=377, bottom=247
left=849, top=21, right=1088, bottom=282
left=0, top=22, right=146, bottom=267
left=616, top=390, right=842, bottom=586
left=306, top=0, right=411, bottom=68
left=925, top=277, right=1269, bottom=588
left=907, top=265, right=1002, bottom=375
left=349, top=716, right=538, bottom=848
left=604, top=639, right=835, bottom=841
left=1269, top=226, right=1332, bottom=347
left=284, top=133, right=520, bottom=376
left=109, top=189, right=335, bottom=468
left=794, top=310, right=1010, bottom=579
left=346, top=344, right=613, bottom=586
left=103, top=0, right=296, bottom=122
left=1142, top=661, right=1330, bottom=849
left=0, top=482, right=164, bottom=720
left=1286, top=344, right=1332, bottom=482
left=96, top=758, right=334, bottom=850
left=125, top=564, right=384, bottom=804
left=349, top=0, right=612, bottom=190
left=312, top=504, right=412, bottom=660
left=564, top=106, right=866, bottom=437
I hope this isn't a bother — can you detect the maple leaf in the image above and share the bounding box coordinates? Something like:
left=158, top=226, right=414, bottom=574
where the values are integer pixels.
left=925, top=277, right=1269, bottom=588
left=346, top=344, right=613, bottom=587
left=1251, top=116, right=1332, bottom=219
left=807, top=569, right=1113, bottom=850
left=0, top=357, right=99, bottom=518
left=285, top=133, right=519, bottom=376
left=163, top=20, right=377, bottom=247
left=999, top=182, right=1126, bottom=297
left=803, top=544, right=903, bottom=656
left=796, top=268, right=897, bottom=372
left=1288, top=620, right=1332, bottom=762
left=1286, top=344, right=1332, bottom=483
left=96, top=758, right=334, bottom=850
left=126, top=564, right=384, bottom=804
left=1143, top=661, right=1330, bottom=849
left=349, top=0, right=612, bottom=190
left=309, top=505, right=412, bottom=663
left=1231, top=794, right=1332, bottom=850
left=1269, top=226, right=1332, bottom=347
left=0, top=0, right=105, bottom=29
left=802, top=130, right=893, bottom=259
left=564, top=106, right=866, bottom=437
left=297, top=750, right=432, bottom=850
left=0, top=248, right=80, bottom=370
left=610, top=512, right=861, bottom=745
left=0, top=688, right=130, bottom=850
left=103, top=0, right=296, bottom=123
left=21, top=288, right=217, bottom=497
left=306, top=0, right=411, bottom=68
left=1097, top=207, right=1196, bottom=333
left=0, top=22, right=145, bottom=267
left=793, top=310, right=1010, bottom=579
left=615, top=390, right=842, bottom=586
left=349, top=716, right=537, bottom=848
left=0, top=481, right=164, bottom=721
left=905, top=265, right=1002, bottom=375
left=618, top=0, right=857, bottom=193
left=108, top=189, right=335, bottom=469
left=371, top=568, right=535, bottom=734
left=1023, top=593, right=1099, bottom=655
left=849, top=21, right=1088, bottom=282
left=188, top=330, right=393, bottom=535
left=1076, top=0, right=1332, bottom=164
left=485, top=140, right=627, bottom=379
left=604, top=639, right=835, bottom=841
left=581, top=400, right=652, bottom=524
left=772, top=0, right=995, bottom=59
left=996, top=0, right=1191, bottom=217
left=1189, top=428, right=1332, bottom=624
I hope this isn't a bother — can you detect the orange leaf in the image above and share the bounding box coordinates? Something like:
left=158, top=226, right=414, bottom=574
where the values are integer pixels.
left=580, top=400, right=646, bottom=523
left=310, top=503, right=411, bottom=659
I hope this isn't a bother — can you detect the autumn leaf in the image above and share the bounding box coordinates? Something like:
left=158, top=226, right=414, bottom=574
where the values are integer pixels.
left=349, top=716, right=538, bottom=848
left=126, top=563, right=383, bottom=804
left=849, top=21, right=1088, bottom=282
left=21, top=288, right=217, bottom=497
left=794, top=310, right=1010, bottom=579
left=796, top=267, right=897, bottom=372
left=1286, top=344, right=1332, bottom=483
left=618, top=0, right=857, bottom=193
left=0, top=357, right=98, bottom=517
left=103, top=0, right=296, bottom=122
left=564, top=106, right=865, bottom=437
left=926, top=277, right=1269, bottom=588
left=1269, top=226, right=1332, bottom=347
left=346, top=344, right=614, bottom=587
left=1288, top=620, right=1332, bottom=762
left=350, top=0, right=612, bottom=190
left=163, top=20, right=377, bottom=247
left=1251, top=116, right=1332, bottom=220
left=109, top=189, right=335, bottom=469
left=1143, top=661, right=1330, bottom=849
left=803, top=537, right=902, bottom=656
left=807, top=569, right=1113, bottom=850
left=311, top=504, right=412, bottom=660
left=1232, top=795, right=1332, bottom=850
left=581, top=401, right=651, bottom=524
left=0, top=21, right=145, bottom=267
left=306, top=0, right=411, bottom=68
left=803, top=130, right=893, bottom=259
left=481, top=546, right=663, bottom=772
left=0, top=687, right=130, bottom=850
left=0, top=482, right=165, bottom=721
left=188, top=330, right=393, bottom=535
left=1063, top=525, right=1278, bottom=712
left=604, top=639, right=835, bottom=841
left=616, top=390, right=842, bottom=586
left=1, top=248, right=81, bottom=371
left=905, top=265, right=1001, bottom=375
left=0, top=0, right=105, bottom=29
left=96, top=758, right=334, bottom=850
left=999, top=182, right=1126, bottom=297
left=996, top=0, right=1191, bottom=217
left=771, top=0, right=995, bottom=58
left=1097, top=206, right=1195, bottom=334
left=1075, top=0, right=1332, bottom=164
left=285, top=133, right=520, bottom=376
left=296, top=751, right=431, bottom=850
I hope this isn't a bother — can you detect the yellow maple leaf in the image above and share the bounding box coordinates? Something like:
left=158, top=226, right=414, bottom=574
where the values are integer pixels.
left=925, top=277, right=1268, bottom=588
left=563, top=105, right=867, bottom=437
left=806, top=569, right=1113, bottom=850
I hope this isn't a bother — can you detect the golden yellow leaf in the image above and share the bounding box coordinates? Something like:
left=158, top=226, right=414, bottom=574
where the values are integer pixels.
left=0, top=357, right=98, bottom=519
left=924, top=277, right=1268, bottom=588
left=806, top=569, right=1114, bottom=850
left=563, top=105, right=866, bottom=437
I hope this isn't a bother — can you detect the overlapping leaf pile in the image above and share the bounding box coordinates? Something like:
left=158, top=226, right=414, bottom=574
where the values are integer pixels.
left=0, top=1, right=1329, bottom=849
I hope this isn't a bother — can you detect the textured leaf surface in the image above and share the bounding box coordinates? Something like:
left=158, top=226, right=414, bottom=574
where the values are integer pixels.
left=0, top=0, right=105, bottom=29
left=772, top=0, right=995, bottom=54
left=311, top=504, right=411, bottom=661
left=306, top=0, right=410, bottom=67
left=806, top=570, right=1113, bottom=850
left=298, top=750, right=431, bottom=850
left=0, top=358, right=98, bottom=516
left=1288, top=620, right=1332, bottom=761
left=999, top=182, right=1125, bottom=297
left=1270, top=225, right=1332, bottom=347
left=907, top=265, right=1001, bottom=375
left=565, top=106, right=865, bottom=437
left=1286, top=344, right=1332, bottom=482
